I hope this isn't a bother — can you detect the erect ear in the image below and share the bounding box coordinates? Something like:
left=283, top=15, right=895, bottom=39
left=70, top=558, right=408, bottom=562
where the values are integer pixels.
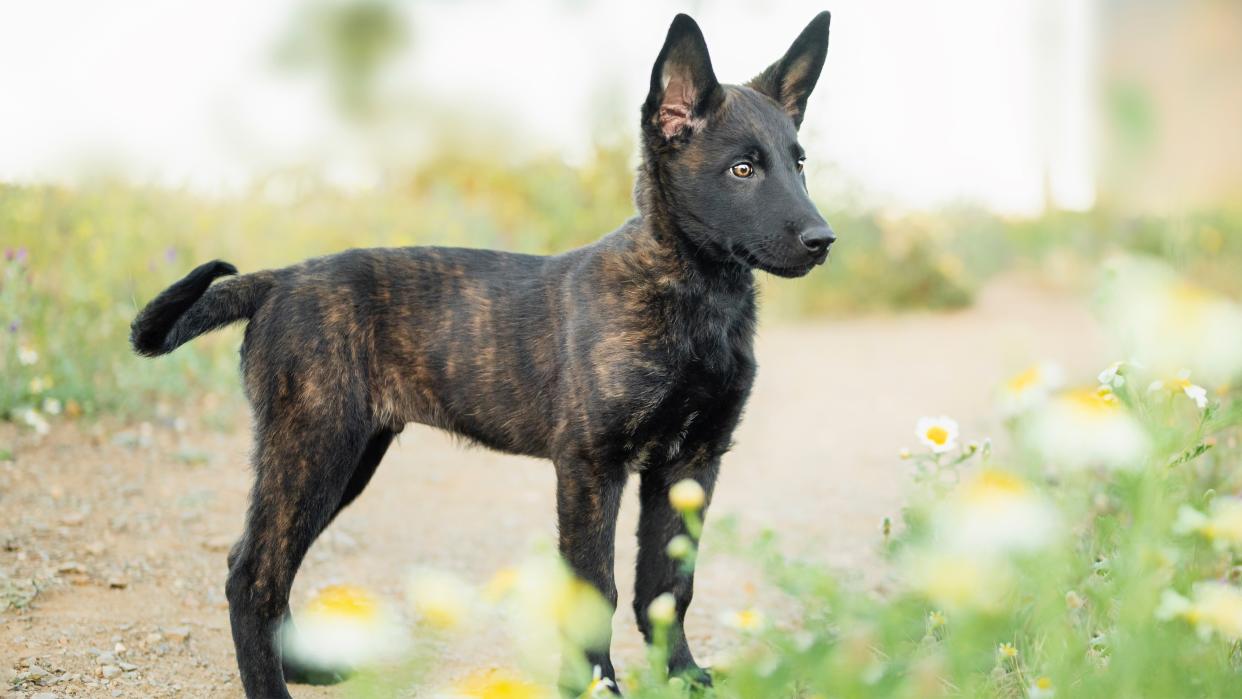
left=642, top=14, right=724, bottom=143
left=748, top=11, right=830, bottom=129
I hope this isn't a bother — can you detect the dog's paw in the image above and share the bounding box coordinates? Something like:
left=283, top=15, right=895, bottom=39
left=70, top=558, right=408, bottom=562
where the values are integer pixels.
left=671, top=664, right=713, bottom=691
left=282, top=658, right=351, bottom=686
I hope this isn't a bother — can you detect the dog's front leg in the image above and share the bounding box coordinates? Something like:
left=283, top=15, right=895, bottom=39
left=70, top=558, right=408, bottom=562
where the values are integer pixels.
left=554, top=456, right=626, bottom=696
left=633, top=457, right=720, bottom=686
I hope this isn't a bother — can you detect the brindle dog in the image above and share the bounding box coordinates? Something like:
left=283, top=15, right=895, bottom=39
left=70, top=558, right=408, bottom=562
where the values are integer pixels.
left=131, top=12, right=833, bottom=698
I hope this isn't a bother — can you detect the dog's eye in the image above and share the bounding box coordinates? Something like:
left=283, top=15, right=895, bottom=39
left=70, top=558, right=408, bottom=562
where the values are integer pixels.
left=796, top=157, right=806, bottom=173
left=730, top=162, right=754, bottom=178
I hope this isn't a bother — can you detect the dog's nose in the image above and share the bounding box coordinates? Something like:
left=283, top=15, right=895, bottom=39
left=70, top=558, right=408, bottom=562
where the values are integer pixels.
left=798, top=226, right=836, bottom=254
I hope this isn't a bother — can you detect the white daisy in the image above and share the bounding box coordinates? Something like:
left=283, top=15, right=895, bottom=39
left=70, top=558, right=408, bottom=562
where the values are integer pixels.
left=915, top=416, right=959, bottom=453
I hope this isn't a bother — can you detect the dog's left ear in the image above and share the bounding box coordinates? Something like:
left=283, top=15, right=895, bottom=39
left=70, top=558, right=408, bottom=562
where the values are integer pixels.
left=748, top=11, right=831, bottom=129
left=643, top=14, right=724, bottom=143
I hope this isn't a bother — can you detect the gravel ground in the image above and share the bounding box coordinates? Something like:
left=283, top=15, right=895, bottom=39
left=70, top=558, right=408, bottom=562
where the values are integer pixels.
left=1, top=277, right=1107, bottom=698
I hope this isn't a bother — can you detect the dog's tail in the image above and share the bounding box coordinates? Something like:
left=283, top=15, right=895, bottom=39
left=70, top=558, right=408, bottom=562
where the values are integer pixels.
left=130, top=260, right=275, bottom=357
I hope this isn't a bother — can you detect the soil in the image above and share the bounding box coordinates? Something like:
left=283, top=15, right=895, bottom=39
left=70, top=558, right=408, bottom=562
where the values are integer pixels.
left=1, top=276, right=1108, bottom=697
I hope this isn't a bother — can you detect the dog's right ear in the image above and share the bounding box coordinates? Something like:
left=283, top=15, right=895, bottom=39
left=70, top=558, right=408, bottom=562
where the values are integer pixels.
left=642, top=14, right=724, bottom=144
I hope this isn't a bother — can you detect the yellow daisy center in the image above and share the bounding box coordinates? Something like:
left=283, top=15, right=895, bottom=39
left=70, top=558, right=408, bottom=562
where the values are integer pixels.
left=1006, top=366, right=1041, bottom=394
left=925, top=426, right=949, bottom=446
left=305, top=585, right=378, bottom=622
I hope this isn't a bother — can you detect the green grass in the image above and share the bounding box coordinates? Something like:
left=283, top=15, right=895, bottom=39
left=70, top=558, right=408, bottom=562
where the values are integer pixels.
left=1, top=147, right=1240, bottom=421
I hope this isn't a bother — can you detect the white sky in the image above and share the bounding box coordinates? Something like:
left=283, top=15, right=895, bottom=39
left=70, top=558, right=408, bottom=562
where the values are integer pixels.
left=0, top=0, right=1094, bottom=214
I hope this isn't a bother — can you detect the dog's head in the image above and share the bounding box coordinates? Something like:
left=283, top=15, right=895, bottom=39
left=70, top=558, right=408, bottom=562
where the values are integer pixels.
left=640, top=12, right=833, bottom=278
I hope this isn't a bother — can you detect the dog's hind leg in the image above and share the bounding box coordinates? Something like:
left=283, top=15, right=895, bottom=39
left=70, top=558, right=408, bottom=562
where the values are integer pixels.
left=281, top=428, right=396, bottom=686
left=225, top=417, right=369, bottom=699
left=633, top=457, right=720, bottom=686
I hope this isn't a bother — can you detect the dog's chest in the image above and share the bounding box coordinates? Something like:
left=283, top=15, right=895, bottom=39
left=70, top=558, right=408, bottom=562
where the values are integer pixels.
left=618, top=323, right=755, bottom=471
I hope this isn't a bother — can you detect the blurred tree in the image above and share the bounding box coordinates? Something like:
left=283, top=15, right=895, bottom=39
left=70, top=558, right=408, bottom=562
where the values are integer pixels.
left=275, top=0, right=409, bottom=120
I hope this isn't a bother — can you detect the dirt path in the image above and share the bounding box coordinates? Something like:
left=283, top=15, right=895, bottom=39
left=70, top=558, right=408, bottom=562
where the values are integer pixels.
left=1, top=277, right=1108, bottom=698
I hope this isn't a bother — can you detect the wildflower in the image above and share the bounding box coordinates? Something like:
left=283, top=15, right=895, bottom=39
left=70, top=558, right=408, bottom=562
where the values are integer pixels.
left=1028, top=676, right=1055, bottom=699
left=17, top=345, right=38, bottom=366
left=1156, top=583, right=1242, bottom=640
left=1098, top=258, right=1242, bottom=384
left=19, top=408, right=50, bottom=436
left=483, top=566, right=520, bottom=603
left=1065, top=590, right=1085, bottom=610
left=932, top=469, right=1060, bottom=555
left=665, top=534, right=694, bottom=560
left=668, top=479, right=705, bottom=512
left=6, top=319, right=17, bottom=334
left=448, top=669, right=552, bottom=699
left=998, top=362, right=1063, bottom=414
left=1148, top=370, right=1209, bottom=410
left=904, top=551, right=1012, bottom=612
left=582, top=665, right=615, bottom=698
left=42, top=398, right=62, bottom=416
left=1174, top=499, right=1242, bottom=549
left=28, top=376, right=49, bottom=394
left=721, top=607, right=765, bottom=632
left=915, top=416, right=959, bottom=453
left=898, top=447, right=912, bottom=460
left=927, top=610, right=947, bottom=628
left=1097, top=360, right=1139, bottom=388
left=503, top=555, right=613, bottom=667
left=997, top=642, right=1018, bottom=659
left=407, top=568, right=476, bottom=630
left=1023, top=388, right=1150, bottom=471
left=281, top=584, right=407, bottom=670
left=647, top=592, right=677, bottom=626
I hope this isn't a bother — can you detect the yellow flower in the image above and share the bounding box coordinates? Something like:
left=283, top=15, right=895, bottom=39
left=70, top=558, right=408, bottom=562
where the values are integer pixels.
left=450, top=669, right=553, bottom=699
left=1156, top=583, right=1242, bottom=640
left=499, top=554, right=614, bottom=676
left=668, top=479, right=705, bottom=512
left=927, top=610, right=947, bottom=628
left=932, top=469, right=1060, bottom=554
left=915, top=416, right=959, bottom=453
left=1098, top=258, right=1242, bottom=384
left=647, top=592, right=677, bottom=626
left=665, top=535, right=694, bottom=560
left=1148, top=370, right=1209, bottom=410
left=1174, top=499, right=1242, bottom=550
left=999, top=362, right=1063, bottom=414
left=997, top=642, right=1018, bottom=659
left=407, top=568, right=476, bottom=630
left=582, top=665, right=615, bottom=698
left=722, top=607, right=765, bottom=632
left=483, top=566, right=521, bottom=603
left=1024, top=388, right=1150, bottom=471
left=282, top=584, right=407, bottom=669
left=1029, top=676, right=1055, bottom=699
left=904, top=551, right=1012, bottom=612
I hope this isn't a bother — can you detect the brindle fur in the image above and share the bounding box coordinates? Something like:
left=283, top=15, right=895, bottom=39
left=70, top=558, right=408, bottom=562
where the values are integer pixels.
left=131, top=12, right=833, bottom=698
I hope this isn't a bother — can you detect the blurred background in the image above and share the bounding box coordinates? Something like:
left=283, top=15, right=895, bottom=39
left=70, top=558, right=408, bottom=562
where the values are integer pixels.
left=2, top=0, right=1242, bottom=695
left=3, top=0, right=1241, bottom=417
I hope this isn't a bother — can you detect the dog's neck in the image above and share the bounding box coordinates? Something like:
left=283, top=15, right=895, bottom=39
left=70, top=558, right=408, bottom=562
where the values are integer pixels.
left=632, top=160, right=754, bottom=297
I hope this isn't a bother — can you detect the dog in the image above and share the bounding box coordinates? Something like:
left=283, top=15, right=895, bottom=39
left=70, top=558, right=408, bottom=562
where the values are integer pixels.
left=131, top=11, right=832, bottom=697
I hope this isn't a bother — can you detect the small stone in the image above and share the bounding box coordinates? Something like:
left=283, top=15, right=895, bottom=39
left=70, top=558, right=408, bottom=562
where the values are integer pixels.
left=99, top=665, right=121, bottom=679
left=25, top=664, right=48, bottom=679
left=144, top=632, right=163, bottom=645
left=108, top=577, right=128, bottom=589
left=56, top=561, right=86, bottom=575
left=60, top=512, right=85, bottom=526
left=31, top=693, right=61, bottom=699
left=114, top=642, right=126, bottom=654
left=96, top=651, right=118, bottom=665
left=164, top=626, right=191, bottom=643
left=201, top=537, right=232, bottom=552
left=118, top=662, right=137, bottom=672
